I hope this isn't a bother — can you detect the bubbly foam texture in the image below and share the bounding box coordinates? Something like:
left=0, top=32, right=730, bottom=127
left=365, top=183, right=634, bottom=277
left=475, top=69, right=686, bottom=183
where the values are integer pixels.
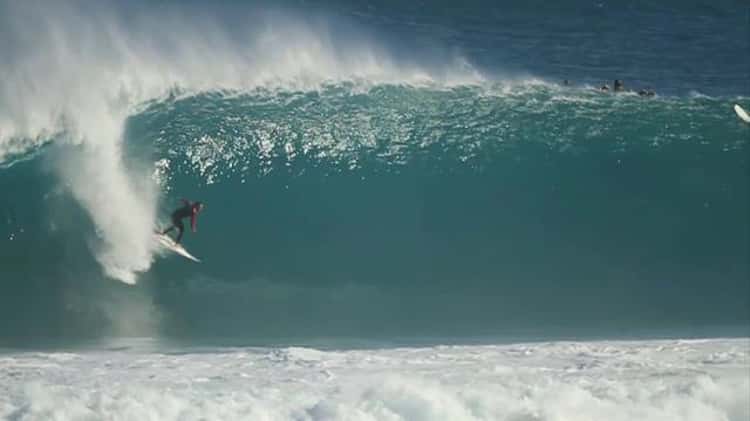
left=1, top=338, right=747, bottom=421
left=0, top=0, right=482, bottom=283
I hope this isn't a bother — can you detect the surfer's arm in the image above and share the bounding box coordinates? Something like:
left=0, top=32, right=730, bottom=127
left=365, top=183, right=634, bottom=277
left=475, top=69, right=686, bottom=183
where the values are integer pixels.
left=180, top=198, right=191, bottom=206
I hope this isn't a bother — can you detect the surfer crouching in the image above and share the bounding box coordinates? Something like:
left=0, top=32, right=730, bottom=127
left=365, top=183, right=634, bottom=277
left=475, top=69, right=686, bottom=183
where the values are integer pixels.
left=162, top=199, right=205, bottom=243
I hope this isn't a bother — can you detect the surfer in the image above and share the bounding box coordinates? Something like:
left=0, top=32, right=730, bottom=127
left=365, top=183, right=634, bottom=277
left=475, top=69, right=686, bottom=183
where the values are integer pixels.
left=614, top=79, right=624, bottom=92
left=161, top=199, right=205, bottom=244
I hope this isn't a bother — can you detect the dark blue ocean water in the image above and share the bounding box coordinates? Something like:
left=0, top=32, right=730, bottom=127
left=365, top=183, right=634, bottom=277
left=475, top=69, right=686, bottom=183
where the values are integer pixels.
left=0, top=0, right=748, bottom=347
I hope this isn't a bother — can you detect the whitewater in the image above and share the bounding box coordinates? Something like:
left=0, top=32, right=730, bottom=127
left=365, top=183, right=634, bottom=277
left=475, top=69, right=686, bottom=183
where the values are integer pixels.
left=1, top=339, right=747, bottom=421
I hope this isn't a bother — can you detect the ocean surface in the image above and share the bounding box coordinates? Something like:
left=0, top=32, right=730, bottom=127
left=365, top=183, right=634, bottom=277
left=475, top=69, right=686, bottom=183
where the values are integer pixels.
left=0, top=0, right=748, bottom=419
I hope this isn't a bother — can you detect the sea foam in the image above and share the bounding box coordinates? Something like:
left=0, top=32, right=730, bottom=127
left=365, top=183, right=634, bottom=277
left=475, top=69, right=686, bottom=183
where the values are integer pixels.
left=1, top=338, right=747, bottom=421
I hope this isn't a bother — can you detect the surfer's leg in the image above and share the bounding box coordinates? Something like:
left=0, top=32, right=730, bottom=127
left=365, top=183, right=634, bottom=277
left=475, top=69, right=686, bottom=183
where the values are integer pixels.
left=164, top=214, right=182, bottom=239
left=174, top=220, right=185, bottom=243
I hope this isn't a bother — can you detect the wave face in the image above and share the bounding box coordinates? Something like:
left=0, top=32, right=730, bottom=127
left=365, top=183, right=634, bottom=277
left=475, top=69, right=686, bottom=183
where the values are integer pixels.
left=3, top=85, right=748, bottom=344
left=1, top=0, right=749, bottom=345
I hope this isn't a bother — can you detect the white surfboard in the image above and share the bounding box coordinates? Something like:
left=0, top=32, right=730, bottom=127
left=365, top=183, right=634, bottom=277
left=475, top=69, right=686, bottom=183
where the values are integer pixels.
left=734, top=104, right=750, bottom=123
left=155, top=233, right=201, bottom=262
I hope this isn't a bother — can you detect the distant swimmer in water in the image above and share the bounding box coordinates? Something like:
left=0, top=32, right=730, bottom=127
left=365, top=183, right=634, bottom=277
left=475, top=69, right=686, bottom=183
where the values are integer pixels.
left=599, top=79, right=655, bottom=96
left=162, top=199, right=205, bottom=244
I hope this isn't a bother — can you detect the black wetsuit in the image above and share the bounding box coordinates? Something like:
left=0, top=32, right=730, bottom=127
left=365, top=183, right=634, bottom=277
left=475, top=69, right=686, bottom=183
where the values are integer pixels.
left=163, top=204, right=193, bottom=243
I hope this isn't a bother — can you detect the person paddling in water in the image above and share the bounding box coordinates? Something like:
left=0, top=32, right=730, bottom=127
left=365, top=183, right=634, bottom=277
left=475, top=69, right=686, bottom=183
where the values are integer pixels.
left=162, top=199, right=205, bottom=244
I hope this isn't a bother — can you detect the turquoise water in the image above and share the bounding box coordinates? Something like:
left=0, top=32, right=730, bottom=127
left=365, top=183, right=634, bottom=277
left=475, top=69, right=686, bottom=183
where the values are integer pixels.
left=0, top=0, right=748, bottom=346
